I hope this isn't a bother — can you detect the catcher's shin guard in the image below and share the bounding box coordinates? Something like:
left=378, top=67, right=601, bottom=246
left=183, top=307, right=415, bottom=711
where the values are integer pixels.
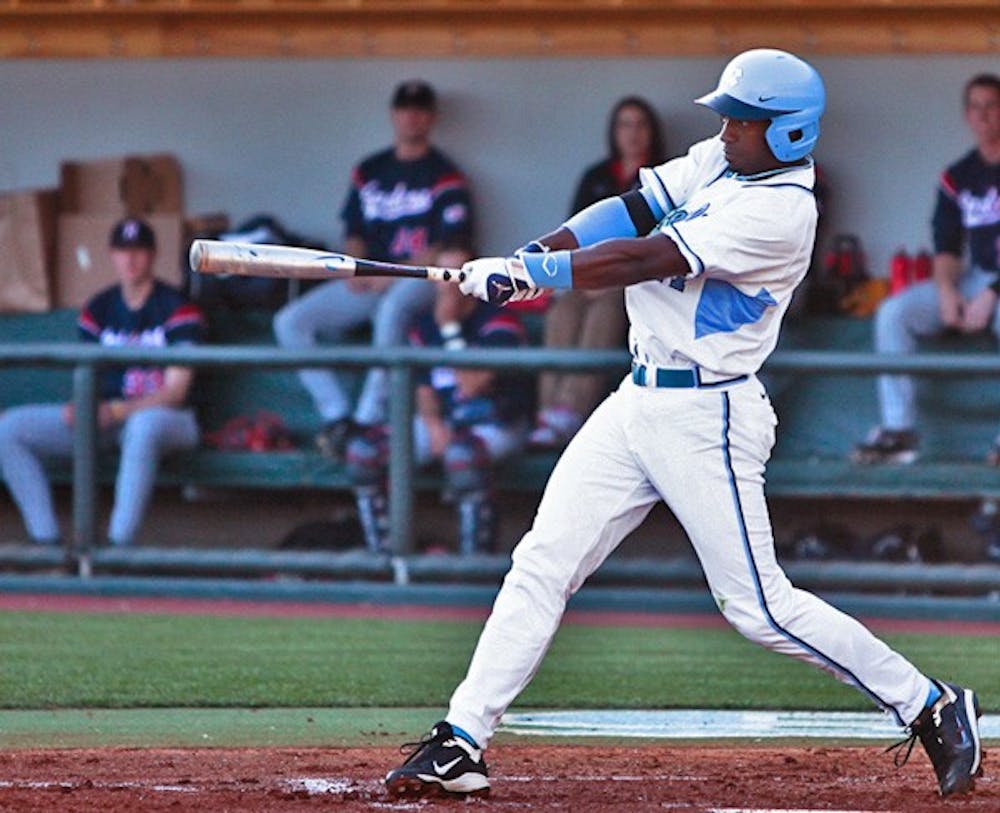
left=457, top=492, right=496, bottom=555
left=354, top=485, right=389, bottom=554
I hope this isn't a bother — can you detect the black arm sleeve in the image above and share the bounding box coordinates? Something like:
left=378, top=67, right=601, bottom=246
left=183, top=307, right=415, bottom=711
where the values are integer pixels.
left=621, top=189, right=658, bottom=236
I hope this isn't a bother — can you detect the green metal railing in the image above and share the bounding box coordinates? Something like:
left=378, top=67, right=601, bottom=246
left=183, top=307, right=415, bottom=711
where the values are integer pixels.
left=2, top=342, right=1000, bottom=571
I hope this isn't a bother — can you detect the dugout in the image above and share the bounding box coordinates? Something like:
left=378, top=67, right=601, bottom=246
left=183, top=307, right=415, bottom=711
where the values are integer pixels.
left=1, top=2, right=999, bottom=601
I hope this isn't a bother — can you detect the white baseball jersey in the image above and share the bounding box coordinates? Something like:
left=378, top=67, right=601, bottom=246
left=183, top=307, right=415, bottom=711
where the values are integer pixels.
left=630, top=136, right=817, bottom=378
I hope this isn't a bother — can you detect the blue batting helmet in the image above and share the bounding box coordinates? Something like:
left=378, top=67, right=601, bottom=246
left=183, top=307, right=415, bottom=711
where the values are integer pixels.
left=695, top=48, right=826, bottom=162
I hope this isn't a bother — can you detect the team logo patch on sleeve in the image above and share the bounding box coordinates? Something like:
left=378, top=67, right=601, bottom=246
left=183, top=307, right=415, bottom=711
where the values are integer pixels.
left=660, top=203, right=710, bottom=228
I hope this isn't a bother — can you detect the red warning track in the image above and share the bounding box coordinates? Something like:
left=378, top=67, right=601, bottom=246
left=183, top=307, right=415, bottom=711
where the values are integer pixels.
left=1, top=592, right=997, bottom=636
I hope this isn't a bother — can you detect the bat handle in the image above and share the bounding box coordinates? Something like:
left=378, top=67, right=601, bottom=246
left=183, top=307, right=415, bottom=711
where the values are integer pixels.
left=425, top=267, right=468, bottom=285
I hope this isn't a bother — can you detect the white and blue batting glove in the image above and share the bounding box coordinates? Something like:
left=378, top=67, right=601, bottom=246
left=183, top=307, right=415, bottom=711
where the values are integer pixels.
left=515, top=239, right=548, bottom=257
left=459, top=249, right=573, bottom=307
left=459, top=257, right=540, bottom=306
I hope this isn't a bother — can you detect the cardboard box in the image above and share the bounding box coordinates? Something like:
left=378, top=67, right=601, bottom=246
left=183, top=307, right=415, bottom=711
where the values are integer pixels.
left=0, top=188, right=59, bottom=313
left=184, top=211, right=230, bottom=241
left=55, top=213, right=185, bottom=308
left=60, top=153, right=183, bottom=216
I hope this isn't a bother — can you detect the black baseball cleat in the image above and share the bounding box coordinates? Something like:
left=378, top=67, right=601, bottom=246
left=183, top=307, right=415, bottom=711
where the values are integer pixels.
left=851, top=427, right=919, bottom=465
left=385, top=721, right=490, bottom=798
left=314, top=418, right=357, bottom=462
left=888, top=680, right=983, bottom=797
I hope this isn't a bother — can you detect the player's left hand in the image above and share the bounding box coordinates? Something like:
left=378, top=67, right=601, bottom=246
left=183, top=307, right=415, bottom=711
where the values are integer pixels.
left=459, top=257, right=544, bottom=307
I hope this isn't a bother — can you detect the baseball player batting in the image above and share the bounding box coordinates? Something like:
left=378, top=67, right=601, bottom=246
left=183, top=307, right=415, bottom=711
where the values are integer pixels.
left=385, top=49, right=983, bottom=800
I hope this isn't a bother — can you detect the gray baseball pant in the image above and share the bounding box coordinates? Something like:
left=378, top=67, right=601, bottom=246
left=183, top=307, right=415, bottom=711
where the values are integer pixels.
left=874, top=266, right=1000, bottom=430
left=272, top=278, right=436, bottom=426
left=537, top=288, right=627, bottom=417
left=0, top=403, right=198, bottom=545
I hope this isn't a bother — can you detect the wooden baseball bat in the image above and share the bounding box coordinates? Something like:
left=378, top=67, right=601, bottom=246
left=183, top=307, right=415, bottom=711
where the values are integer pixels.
left=188, top=239, right=467, bottom=284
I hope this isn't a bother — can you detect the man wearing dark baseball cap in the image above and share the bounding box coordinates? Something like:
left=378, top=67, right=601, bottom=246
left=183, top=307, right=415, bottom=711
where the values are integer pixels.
left=391, top=79, right=437, bottom=111
left=110, top=216, right=156, bottom=251
left=273, top=76, right=475, bottom=501
left=0, top=214, right=205, bottom=548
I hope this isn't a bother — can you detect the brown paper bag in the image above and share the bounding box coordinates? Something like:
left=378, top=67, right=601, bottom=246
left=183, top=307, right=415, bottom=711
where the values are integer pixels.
left=0, top=189, right=58, bottom=313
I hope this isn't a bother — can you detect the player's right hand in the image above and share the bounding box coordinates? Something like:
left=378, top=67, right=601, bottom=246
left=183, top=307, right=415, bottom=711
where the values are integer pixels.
left=937, top=285, right=965, bottom=329
left=959, top=287, right=997, bottom=333
left=459, top=257, right=544, bottom=307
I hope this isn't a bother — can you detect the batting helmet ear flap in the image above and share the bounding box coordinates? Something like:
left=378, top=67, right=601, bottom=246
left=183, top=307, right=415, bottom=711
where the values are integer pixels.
left=696, top=48, right=826, bottom=162
left=765, top=108, right=822, bottom=162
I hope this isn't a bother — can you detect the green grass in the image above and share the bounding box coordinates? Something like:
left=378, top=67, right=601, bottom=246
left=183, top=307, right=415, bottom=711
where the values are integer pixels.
left=1, top=610, right=997, bottom=712
left=0, top=707, right=434, bottom=749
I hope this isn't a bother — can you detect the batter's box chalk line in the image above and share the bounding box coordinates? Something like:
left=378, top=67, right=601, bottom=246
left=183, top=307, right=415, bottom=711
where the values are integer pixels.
left=498, top=708, right=1000, bottom=740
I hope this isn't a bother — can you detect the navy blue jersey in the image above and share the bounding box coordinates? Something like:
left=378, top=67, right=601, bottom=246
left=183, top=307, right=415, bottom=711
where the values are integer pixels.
left=570, top=158, right=643, bottom=217
left=932, top=148, right=1000, bottom=271
left=409, top=303, right=531, bottom=426
left=340, top=146, right=474, bottom=262
left=78, top=281, right=205, bottom=400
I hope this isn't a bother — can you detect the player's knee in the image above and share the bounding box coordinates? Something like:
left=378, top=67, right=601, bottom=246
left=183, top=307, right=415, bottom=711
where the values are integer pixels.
left=371, top=283, right=426, bottom=346
left=370, top=305, right=408, bottom=347
left=120, top=408, right=163, bottom=446
left=443, top=432, right=491, bottom=496
left=502, top=551, right=575, bottom=617
left=873, top=294, right=908, bottom=344
left=272, top=303, right=309, bottom=347
left=0, top=407, right=35, bottom=445
left=0, top=413, right=16, bottom=452
left=345, top=426, right=387, bottom=487
left=718, top=597, right=775, bottom=644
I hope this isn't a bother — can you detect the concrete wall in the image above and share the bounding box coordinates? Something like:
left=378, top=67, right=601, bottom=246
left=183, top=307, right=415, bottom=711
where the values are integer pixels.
left=0, top=56, right=988, bottom=275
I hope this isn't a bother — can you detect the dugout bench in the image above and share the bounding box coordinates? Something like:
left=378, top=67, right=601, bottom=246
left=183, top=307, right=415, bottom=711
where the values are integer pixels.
left=0, top=308, right=999, bottom=558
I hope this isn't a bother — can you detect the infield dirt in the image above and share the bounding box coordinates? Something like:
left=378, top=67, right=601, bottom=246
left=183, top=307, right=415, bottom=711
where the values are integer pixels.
left=0, top=744, right=994, bottom=812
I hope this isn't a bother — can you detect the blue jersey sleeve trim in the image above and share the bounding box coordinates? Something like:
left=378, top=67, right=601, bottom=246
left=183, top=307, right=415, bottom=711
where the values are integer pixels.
left=640, top=168, right=675, bottom=213
left=563, top=196, right=637, bottom=247
left=521, top=249, right=574, bottom=289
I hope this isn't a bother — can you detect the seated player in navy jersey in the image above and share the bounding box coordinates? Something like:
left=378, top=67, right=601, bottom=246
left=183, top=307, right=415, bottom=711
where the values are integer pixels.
left=0, top=217, right=205, bottom=547
left=853, top=72, right=1000, bottom=465
left=273, top=79, right=475, bottom=462
left=345, top=282, right=530, bottom=555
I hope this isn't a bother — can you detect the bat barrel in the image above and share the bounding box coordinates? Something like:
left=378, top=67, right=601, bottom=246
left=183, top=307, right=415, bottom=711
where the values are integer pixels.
left=188, top=240, right=355, bottom=280
left=189, top=239, right=257, bottom=275
left=188, top=240, right=209, bottom=273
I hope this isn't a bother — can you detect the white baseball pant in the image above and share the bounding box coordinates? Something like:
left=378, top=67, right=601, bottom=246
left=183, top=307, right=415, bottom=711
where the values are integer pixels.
left=447, top=375, right=930, bottom=747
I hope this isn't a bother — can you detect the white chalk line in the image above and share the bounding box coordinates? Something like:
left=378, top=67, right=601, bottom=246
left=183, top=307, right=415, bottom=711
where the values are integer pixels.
left=0, top=779, right=200, bottom=793
left=499, top=708, right=1000, bottom=740
left=0, top=776, right=915, bottom=812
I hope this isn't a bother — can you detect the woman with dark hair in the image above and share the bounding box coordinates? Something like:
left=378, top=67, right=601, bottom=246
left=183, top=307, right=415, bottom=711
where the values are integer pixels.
left=572, top=95, right=667, bottom=213
left=530, top=96, right=667, bottom=449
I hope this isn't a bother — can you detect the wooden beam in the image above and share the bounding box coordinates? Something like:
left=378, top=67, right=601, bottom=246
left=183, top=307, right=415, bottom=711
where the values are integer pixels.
left=0, top=2, right=997, bottom=57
